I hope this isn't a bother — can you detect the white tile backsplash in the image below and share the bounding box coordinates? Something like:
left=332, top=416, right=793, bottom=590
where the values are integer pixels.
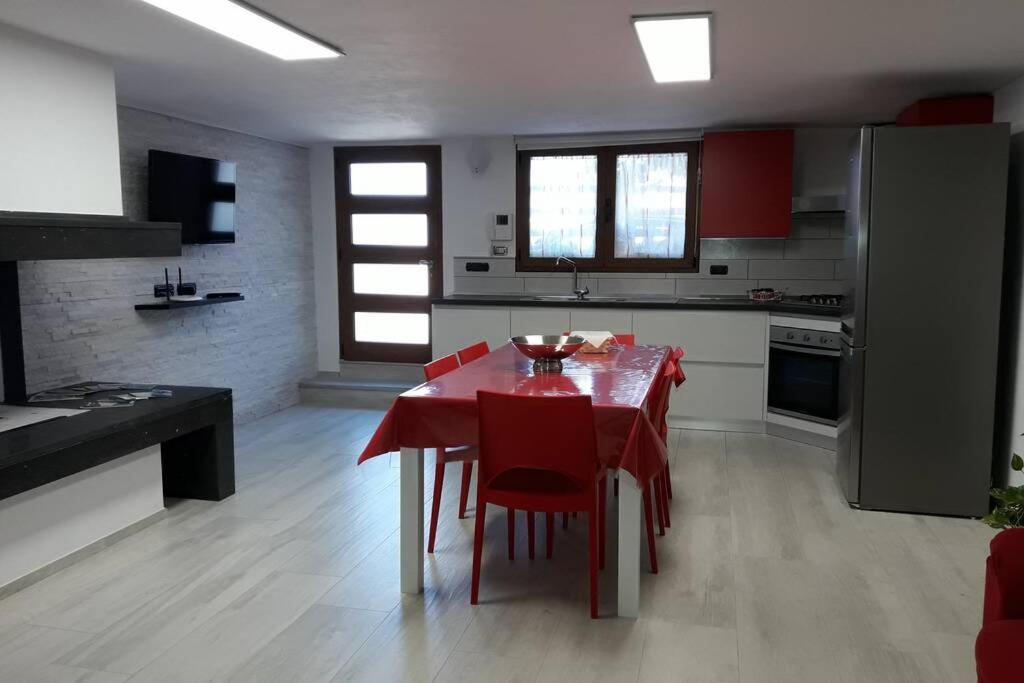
left=451, top=226, right=844, bottom=298
left=453, top=276, right=525, bottom=294
left=700, top=239, right=785, bottom=260
left=748, top=259, right=836, bottom=280
left=597, top=278, right=677, bottom=296
left=523, top=276, right=574, bottom=294
left=782, top=239, right=845, bottom=259
left=453, top=257, right=516, bottom=277
left=757, top=279, right=845, bottom=295
left=675, top=279, right=758, bottom=296
left=675, top=259, right=750, bottom=279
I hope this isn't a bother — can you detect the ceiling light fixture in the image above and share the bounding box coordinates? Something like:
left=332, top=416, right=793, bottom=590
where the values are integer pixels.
left=632, top=13, right=711, bottom=83
left=138, top=0, right=344, bottom=60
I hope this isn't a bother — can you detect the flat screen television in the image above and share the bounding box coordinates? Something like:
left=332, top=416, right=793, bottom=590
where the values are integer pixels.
left=148, top=149, right=236, bottom=244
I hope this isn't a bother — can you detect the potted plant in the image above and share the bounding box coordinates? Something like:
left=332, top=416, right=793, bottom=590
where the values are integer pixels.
left=983, top=453, right=1024, bottom=529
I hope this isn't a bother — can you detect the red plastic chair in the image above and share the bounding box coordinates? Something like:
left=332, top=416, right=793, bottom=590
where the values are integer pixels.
left=423, top=354, right=459, bottom=381
left=457, top=340, right=490, bottom=365
left=649, top=360, right=676, bottom=522
left=471, top=390, right=607, bottom=618
left=661, top=346, right=686, bottom=500
left=423, top=354, right=478, bottom=553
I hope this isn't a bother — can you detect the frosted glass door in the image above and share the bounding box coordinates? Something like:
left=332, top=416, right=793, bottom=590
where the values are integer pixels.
left=335, top=146, right=442, bottom=363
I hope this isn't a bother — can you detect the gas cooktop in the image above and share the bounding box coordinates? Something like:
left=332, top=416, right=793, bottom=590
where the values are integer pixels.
left=786, top=294, right=845, bottom=307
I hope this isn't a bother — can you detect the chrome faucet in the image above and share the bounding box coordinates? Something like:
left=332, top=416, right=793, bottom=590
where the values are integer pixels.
left=556, top=256, right=589, bottom=301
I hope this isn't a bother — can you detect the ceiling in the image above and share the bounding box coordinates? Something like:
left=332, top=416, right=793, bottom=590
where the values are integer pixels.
left=2, top=0, right=1024, bottom=145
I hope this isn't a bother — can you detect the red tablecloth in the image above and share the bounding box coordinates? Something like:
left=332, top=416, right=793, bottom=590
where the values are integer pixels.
left=357, top=343, right=671, bottom=487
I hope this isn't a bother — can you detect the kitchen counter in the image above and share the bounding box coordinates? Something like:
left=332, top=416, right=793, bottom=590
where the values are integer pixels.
left=433, top=294, right=841, bottom=318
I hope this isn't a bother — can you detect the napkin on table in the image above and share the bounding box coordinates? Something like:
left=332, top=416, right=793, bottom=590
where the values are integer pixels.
left=570, top=330, right=614, bottom=354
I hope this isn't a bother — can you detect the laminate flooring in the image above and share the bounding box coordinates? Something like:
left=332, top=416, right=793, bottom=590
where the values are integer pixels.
left=0, top=404, right=995, bottom=682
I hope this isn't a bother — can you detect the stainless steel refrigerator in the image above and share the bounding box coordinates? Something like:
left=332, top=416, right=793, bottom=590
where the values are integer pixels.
left=837, top=124, right=1010, bottom=517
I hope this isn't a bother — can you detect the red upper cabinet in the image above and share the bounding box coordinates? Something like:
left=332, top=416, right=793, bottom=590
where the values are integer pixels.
left=699, top=129, right=794, bottom=238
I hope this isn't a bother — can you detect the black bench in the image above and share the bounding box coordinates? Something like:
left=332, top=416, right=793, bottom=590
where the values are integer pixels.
left=0, top=384, right=234, bottom=503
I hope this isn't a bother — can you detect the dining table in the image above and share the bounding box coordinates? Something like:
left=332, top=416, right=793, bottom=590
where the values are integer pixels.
left=357, top=342, right=671, bottom=617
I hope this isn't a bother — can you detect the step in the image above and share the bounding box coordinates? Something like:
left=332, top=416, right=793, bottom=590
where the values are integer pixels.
left=298, top=371, right=418, bottom=409
left=336, top=360, right=423, bottom=384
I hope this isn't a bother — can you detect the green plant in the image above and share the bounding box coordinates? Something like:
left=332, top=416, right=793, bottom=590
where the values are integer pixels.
left=983, top=453, right=1024, bottom=529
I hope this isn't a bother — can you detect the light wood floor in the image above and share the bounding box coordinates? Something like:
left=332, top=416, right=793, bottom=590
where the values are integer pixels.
left=0, top=404, right=994, bottom=682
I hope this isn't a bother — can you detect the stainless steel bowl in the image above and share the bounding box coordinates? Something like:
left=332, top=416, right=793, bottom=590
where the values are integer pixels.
left=510, top=335, right=585, bottom=372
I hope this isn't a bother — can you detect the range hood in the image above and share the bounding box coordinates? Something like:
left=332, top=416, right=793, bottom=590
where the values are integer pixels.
left=0, top=211, right=181, bottom=261
left=791, top=195, right=845, bottom=214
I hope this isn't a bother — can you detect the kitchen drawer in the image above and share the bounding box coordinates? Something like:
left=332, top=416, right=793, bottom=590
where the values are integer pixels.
left=510, top=307, right=571, bottom=338
left=569, top=308, right=633, bottom=335
left=667, top=361, right=765, bottom=423
left=633, top=310, right=767, bottom=364
left=431, top=306, right=510, bottom=359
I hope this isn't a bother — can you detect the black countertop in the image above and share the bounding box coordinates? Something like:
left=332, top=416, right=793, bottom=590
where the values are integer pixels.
left=0, top=384, right=234, bottom=502
left=431, top=294, right=842, bottom=318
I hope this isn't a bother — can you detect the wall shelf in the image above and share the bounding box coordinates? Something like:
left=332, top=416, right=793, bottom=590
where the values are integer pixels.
left=135, top=295, right=244, bottom=311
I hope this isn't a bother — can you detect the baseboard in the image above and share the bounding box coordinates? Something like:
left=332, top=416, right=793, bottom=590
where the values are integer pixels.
left=765, top=421, right=837, bottom=450
left=0, top=508, right=167, bottom=600
left=667, top=417, right=766, bottom=433
left=299, top=386, right=400, bottom=410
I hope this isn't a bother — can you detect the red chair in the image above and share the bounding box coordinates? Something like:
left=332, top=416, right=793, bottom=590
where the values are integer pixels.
left=457, top=340, right=490, bottom=365
left=638, top=361, right=677, bottom=573
left=661, top=346, right=686, bottom=501
left=423, top=355, right=477, bottom=553
left=471, top=390, right=607, bottom=618
left=977, top=528, right=1024, bottom=683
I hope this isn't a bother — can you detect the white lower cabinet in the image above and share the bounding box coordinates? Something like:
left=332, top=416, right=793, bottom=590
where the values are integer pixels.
left=431, top=306, right=511, bottom=359
left=632, top=310, right=768, bottom=428
left=632, top=310, right=766, bottom=364
left=510, top=307, right=571, bottom=338
left=668, top=362, right=765, bottom=427
left=569, top=309, right=633, bottom=334
left=432, top=303, right=770, bottom=429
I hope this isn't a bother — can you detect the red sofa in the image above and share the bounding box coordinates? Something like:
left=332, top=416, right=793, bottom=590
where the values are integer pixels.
left=977, top=528, right=1024, bottom=682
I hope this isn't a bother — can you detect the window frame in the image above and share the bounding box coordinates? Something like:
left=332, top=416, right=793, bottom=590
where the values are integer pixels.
left=515, top=140, right=701, bottom=273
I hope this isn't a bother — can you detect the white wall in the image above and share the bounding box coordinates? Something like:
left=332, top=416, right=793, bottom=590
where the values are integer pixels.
left=310, top=144, right=340, bottom=373
left=0, top=445, right=163, bottom=590
left=0, top=23, right=122, bottom=215
left=997, top=76, right=1024, bottom=487
left=309, top=137, right=514, bottom=370
left=440, top=137, right=517, bottom=290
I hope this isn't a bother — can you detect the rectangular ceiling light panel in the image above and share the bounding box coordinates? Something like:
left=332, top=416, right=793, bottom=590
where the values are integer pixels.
left=139, top=0, right=342, bottom=60
left=633, top=14, right=711, bottom=83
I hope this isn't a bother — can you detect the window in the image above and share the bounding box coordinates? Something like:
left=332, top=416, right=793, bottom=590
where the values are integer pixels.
left=516, top=141, right=699, bottom=272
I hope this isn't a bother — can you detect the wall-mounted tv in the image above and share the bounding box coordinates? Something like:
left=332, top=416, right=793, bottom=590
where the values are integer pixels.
left=148, top=149, right=236, bottom=244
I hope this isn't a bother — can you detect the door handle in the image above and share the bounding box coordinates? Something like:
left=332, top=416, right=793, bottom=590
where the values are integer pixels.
left=418, top=259, right=434, bottom=269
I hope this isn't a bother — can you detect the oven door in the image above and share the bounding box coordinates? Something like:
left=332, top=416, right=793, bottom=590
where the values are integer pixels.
left=767, top=342, right=841, bottom=425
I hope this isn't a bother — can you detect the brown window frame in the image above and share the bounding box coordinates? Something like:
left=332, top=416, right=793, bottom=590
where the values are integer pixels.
left=515, top=141, right=701, bottom=273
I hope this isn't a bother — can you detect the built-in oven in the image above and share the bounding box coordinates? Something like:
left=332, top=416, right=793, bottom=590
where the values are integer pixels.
left=767, top=325, right=841, bottom=426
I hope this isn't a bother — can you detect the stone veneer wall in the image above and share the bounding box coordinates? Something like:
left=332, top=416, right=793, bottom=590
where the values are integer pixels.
left=9, top=107, right=316, bottom=422
left=453, top=214, right=847, bottom=297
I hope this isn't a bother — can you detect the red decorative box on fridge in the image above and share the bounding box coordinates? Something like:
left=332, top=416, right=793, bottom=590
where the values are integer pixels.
left=896, top=96, right=994, bottom=126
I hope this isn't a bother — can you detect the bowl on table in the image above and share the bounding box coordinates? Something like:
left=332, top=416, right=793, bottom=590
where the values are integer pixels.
left=510, top=335, right=585, bottom=372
